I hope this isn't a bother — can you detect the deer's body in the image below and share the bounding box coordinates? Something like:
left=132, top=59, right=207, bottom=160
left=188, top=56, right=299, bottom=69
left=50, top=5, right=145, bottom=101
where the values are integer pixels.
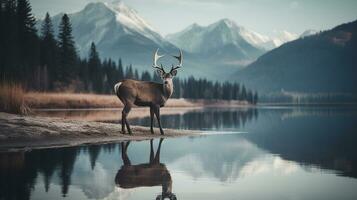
left=114, top=49, right=182, bottom=135
left=115, top=79, right=173, bottom=108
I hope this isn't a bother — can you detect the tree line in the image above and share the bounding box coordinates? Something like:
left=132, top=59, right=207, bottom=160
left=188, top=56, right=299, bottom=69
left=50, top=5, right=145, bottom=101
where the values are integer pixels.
left=0, top=0, right=258, bottom=103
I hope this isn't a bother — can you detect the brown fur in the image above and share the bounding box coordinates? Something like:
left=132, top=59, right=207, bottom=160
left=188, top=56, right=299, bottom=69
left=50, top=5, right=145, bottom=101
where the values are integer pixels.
left=115, top=79, right=174, bottom=135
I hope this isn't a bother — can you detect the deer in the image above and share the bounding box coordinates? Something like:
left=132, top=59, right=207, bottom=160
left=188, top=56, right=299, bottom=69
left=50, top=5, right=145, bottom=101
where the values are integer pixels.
left=115, top=139, right=176, bottom=200
left=114, top=49, right=183, bottom=135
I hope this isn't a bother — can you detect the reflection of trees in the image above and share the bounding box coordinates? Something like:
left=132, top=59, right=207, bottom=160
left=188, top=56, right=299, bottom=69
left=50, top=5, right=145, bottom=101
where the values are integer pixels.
left=131, top=108, right=258, bottom=130
left=88, top=145, right=101, bottom=170
left=0, top=147, right=80, bottom=199
left=59, top=148, right=79, bottom=197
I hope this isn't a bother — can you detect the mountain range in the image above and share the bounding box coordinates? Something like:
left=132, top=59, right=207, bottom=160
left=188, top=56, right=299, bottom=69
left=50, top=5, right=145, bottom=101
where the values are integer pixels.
left=35, top=1, right=355, bottom=96
left=166, top=20, right=299, bottom=52
left=234, top=20, right=357, bottom=94
left=37, top=1, right=297, bottom=79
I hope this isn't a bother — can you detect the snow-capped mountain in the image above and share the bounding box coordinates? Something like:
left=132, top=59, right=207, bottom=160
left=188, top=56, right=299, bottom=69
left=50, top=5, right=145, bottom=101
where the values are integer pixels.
left=270, top=30, right=298, bottom=47
left=167, top=20, right=299, bottom=51
left=38, top=1, right=175, bottom=68
left=166, top=19, right=266, bottom=64
left=300, top=29, right=319, bottom=38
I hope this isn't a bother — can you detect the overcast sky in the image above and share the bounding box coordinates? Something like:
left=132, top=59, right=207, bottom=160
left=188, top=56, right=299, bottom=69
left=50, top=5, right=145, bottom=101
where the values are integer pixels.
left=30, top=0, right=357, bottom=36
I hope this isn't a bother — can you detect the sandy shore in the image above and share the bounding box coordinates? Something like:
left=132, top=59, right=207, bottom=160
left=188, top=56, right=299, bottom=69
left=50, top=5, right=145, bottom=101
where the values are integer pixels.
left=31, top=107, right=202, bottom=122
left=0, top=112, right=201, bottom=151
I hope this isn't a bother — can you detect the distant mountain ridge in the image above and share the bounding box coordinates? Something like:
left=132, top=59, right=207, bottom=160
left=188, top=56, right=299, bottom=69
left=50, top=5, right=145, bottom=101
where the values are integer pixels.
left=234, top=20, right=357, bottom=94
left=166, top=19, right=299, bottom=51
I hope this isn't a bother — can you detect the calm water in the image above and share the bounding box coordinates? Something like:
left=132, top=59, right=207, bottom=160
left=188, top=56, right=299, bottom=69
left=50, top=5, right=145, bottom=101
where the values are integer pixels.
left=1, top=106, right=357, bottom=200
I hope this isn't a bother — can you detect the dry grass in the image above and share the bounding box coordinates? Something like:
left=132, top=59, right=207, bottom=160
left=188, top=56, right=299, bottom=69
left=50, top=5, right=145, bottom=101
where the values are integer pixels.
left=24, top=92, right=250, bottom=109
left=0, top=82, right=29, bottom=114
left=25, top=92, right=121, bottom=109
left=25, top=92, right=202, bottom=109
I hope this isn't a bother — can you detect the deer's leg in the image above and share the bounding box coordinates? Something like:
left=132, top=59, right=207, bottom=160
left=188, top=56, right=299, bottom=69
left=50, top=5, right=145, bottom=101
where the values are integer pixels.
left=122, top=104, right=132, bottom=135
left=121, top=141, right=131, bottom=166
left=150, top=106, right=155, bottom=134
left=149, top=139, right=154, bottom=163
left=154, top=138, right=164, bottom=163
left=121, top=108, right=126, bottom=134
left=154, top=106, right=164, bottom=135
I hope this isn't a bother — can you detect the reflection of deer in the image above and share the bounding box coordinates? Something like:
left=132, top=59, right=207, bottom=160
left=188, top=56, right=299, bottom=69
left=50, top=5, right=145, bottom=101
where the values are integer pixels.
left=115, top=139, right=176, bottom=200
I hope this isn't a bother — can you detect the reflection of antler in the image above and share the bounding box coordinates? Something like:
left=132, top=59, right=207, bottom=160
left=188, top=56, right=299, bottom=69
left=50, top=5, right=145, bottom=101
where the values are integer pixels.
left=115, top=139, right=176, bottom=200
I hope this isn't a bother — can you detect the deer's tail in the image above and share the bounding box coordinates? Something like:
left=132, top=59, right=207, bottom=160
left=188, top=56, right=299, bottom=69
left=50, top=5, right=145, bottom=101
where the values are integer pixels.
left=114, top=82, right=122, bottom=95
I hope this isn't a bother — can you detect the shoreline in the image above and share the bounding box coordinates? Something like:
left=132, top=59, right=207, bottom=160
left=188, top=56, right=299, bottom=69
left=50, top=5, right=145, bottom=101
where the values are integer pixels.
left=0, top=112, right=202, bottom=152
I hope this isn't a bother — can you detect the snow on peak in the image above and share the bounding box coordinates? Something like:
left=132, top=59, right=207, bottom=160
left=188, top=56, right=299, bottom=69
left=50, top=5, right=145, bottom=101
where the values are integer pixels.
left=270, top=30, right=298, bottom=47
left=220, top=18, right=235, bottom=28
left=103, top=1, right=163, bottom=44
left=300, top=29, right=319, bottom=38
left=106, top=1, right=156, bottom=32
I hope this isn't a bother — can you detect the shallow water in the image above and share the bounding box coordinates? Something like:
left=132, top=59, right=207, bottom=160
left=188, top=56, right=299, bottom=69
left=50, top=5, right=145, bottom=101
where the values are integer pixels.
left=1, top=106, right=357, bottom=200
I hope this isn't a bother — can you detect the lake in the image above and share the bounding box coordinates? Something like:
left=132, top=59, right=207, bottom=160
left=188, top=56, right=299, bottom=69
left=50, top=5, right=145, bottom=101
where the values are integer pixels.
left=1, top=106, right=357, bottom=200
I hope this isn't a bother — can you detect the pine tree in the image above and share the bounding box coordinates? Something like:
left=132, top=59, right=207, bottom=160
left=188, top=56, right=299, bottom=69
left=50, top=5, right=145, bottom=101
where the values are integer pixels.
left=117, top=58, right=124, bottom=79
left=125, top=65, right=133, bottom=78
left=88, top=42, right=102, bottom=93
left=78, top=59, right=89, bottom=91
left=253, top=92, right=259, bottom=104
left=40, top=12, right=58, bottom=89
left=141, top=71, right=151, bottom=81
left=173, top=78, right=181, bottom=98
left=241, top=85, right=247, bottom=101
left=17, top=0, right=39, bottom=80
left=0, top=0, right=19, bottom=78
left=134, top=69, right=139, bottom=80
left=152, top=71, right=161, bottom=83
left=58, top=14, right=78, bottom=84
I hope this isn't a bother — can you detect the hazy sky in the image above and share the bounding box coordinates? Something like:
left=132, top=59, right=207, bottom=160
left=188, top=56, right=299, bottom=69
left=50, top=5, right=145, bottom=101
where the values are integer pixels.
left=30, top=0, right=357, bottom=36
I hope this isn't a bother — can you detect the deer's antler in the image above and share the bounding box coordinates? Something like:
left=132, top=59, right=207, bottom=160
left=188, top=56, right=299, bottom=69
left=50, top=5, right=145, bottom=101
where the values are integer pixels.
left=170, top=49, right=183, bottom=72
left=153, top=48, right=165, bottom=73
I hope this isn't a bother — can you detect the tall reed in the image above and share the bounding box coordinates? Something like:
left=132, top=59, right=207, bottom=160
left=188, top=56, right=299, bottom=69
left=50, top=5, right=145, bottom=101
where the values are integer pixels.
left=0, top=81, right=30, bottom=114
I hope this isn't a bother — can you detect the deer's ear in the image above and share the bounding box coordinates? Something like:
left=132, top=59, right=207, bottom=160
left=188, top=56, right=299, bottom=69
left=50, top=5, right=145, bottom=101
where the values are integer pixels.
left=170, top=69, right=177, bottom=76
left=156, top=69, right=164, bottom=77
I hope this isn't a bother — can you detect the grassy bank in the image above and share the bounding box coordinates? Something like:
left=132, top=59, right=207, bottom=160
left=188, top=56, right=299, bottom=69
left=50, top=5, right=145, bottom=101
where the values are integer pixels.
left=25, top=92, right=250, bottom=109
left=0, top=82, right=29, bottom=114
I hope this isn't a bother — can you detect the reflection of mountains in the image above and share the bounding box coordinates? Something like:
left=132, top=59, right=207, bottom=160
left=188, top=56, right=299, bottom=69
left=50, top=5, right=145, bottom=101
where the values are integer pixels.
left=243, top=107, right=357, bottom=178
left=131, top=108, right=258, bottom=130
left=0, top=136, right=266, bottom=200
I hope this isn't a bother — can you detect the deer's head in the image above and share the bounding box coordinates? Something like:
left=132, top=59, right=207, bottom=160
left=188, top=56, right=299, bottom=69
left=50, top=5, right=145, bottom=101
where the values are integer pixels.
left=152, top=49, right=183, bottom=85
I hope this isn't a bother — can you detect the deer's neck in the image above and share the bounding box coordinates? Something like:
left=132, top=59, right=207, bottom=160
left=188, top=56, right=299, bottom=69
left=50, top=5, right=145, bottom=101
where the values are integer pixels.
left=162, top=81, right=173, bottom=100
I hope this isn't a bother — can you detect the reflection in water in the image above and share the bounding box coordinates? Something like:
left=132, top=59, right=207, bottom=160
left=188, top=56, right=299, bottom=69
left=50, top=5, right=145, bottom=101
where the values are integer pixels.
left=0, top=147, right=80, bottom=200
left=0, top=107, right=357, bottom=199
left=116, top=139, right=176, bottom=200
left=243, top=107, right=357, bottom=178
left=131, top=108, right=258, bottom=130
